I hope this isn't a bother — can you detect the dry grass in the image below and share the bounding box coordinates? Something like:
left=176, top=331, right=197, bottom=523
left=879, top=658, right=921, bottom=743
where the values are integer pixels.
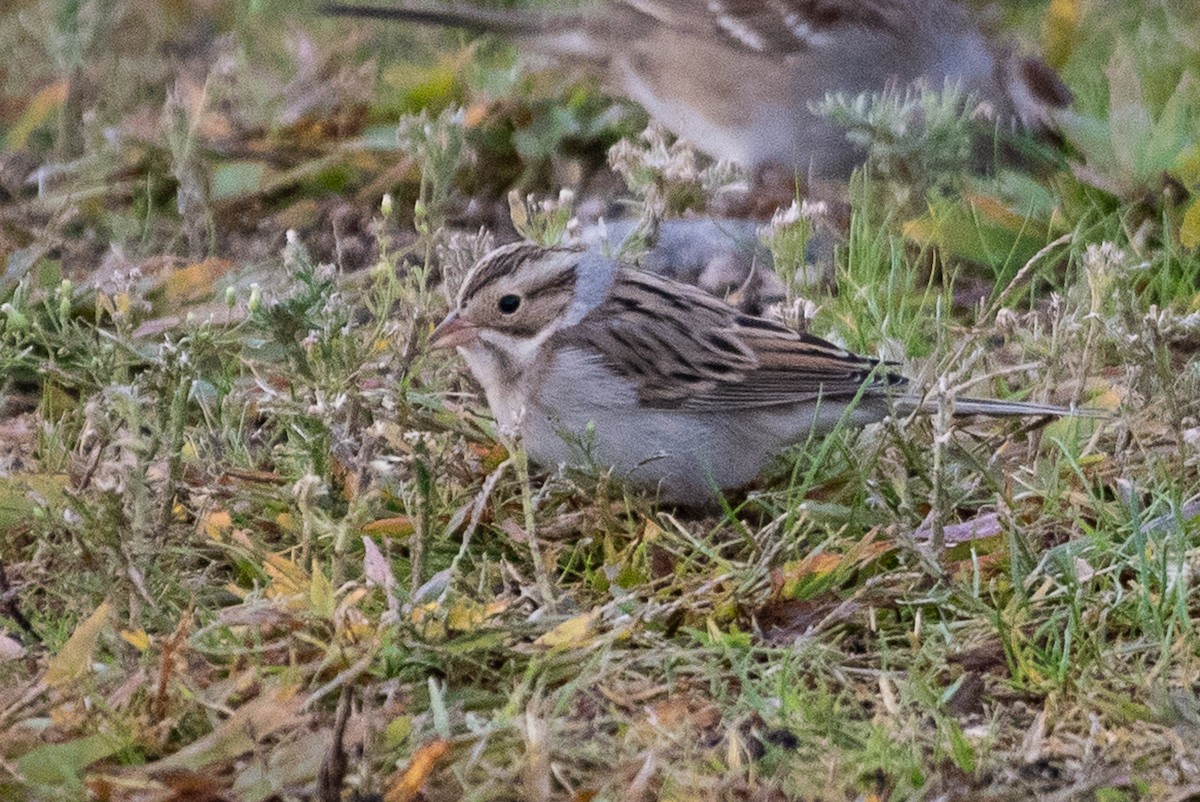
left=1, top=1, right=1200, bottom=800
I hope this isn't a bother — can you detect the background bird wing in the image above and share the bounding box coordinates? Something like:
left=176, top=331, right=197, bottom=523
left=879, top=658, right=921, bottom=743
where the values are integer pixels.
left=558, top=270, right=905, bottom=410
left=323, top=1, right=903, bottom=54
left=616, top=0, right=904, bottom=52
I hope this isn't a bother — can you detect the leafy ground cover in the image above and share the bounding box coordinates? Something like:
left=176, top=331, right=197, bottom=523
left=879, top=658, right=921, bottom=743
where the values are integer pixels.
left=2, top=0, right=1200, bottom=799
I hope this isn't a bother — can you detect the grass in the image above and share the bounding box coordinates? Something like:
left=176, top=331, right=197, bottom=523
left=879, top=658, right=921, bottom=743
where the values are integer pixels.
left=1, top=0, right=1200, bottom=800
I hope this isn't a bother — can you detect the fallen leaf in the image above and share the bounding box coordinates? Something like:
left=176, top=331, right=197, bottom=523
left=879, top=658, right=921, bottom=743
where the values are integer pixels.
left=310, top=560, right=335, bottom=618
left=119, top=629, right=151, bottom=652
left=45, top=601, right=112, bottom=688
left=263, top=552, right=309, bottom=601
left=16, top=732, right=126, bottom=791
left=6, top=81, right=67, bottom=150
left=362, top=516, right=415, bottom=538
left=362, top=535, right=398, bottom=592
left=149, top=684, right=305, bottom=772
left=200, top=509, right=234, bottom=542
left=233, top=730, right=332, bottom=802
left=0, top=633, right=26, bottom=661
left=384, top=739, right=451, bottom=802
left=534, top=609, right=600, bottom=649
left=0, top=472, right=70, bottom=532
left=159, top=258, right=237, bottom=307
left=914, top=512, right=1003, bottom=545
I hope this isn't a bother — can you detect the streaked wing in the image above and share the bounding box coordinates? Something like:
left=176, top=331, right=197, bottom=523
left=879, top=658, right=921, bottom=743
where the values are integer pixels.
left=618, top=0, right=903, bottom=52
left=558, top=269, right=906, bottom=410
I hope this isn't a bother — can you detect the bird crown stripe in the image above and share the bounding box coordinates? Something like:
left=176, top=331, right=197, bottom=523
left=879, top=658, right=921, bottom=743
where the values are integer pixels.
left=462, top=243, right=550, bottom=299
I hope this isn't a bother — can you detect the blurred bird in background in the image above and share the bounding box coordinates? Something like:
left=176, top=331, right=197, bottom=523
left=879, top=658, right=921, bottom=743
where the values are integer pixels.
left=324, top=0, right=1072, bottom=187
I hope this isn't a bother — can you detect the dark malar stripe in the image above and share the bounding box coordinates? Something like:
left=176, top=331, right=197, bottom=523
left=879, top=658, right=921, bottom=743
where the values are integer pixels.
left=479, top=338, right=516, bottom=379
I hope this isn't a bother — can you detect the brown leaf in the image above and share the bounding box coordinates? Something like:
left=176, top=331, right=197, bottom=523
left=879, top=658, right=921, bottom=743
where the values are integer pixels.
left=149, top=684, right=306, bottom=773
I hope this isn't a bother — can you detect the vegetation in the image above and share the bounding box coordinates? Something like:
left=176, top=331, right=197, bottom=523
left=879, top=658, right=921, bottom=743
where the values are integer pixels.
left=1, top=0, right=1199, bottom=799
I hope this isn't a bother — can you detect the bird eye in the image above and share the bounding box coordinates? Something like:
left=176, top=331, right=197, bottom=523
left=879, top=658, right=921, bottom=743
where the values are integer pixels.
left=497, top=294, right=521, bottom=314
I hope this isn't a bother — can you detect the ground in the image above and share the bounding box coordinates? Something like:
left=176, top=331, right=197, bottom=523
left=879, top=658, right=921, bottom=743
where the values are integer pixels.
left=1, top=1, right=1200, bottom=800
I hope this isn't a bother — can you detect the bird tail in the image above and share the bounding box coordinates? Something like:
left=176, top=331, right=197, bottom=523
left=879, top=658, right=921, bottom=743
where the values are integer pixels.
left=322, top=3, right=609, bottom=58
left=322, top=2, right=545, bottom=35
left=893, top=395, right=1108, bottom=420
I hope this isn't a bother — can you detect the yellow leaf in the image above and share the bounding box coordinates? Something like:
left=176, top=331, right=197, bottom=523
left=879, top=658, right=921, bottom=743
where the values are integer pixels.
left=119, top=629, right=151, bottom=652
left=485, top=599, right=511, bottom=617
left=1041, top=0, right=1081, bottom=68
left=1174, top=145, right=1200, bottom=187
left=964, top=193, right=1027, bottom=230
left=534, top=609, right=600, bottom=649
left=468, top=442, right=509, bottom=471
left=507, top=189, right=530, bottom=234
left=641, top=520, right=665, bottom=542
left=410, top=602, right=445, bottom=639
left=310, top=560, right=335, bottom=618
left=201, top=509, right=233, bottom=541
left=445, top=598, right=486, bottom=632
left=46, top=602, right=112, bottom=688
left=7, top=81, right=68, bottom=150
left=1181, top=198, right=1200, bottom=250
left=340, top=586, right=369, bottom=611
left=384, top=739, right=451, bottom=802
left=383, top=715, right=413, bottom=749
left=362, top=516, right=415, bottom=538
left=784, top=553, right=844, bottom=579
left=900, top=215, right=937, bottom=247
left=160, top=258, right=236, bottom=307
left=263, top=552, right=308, bottom=600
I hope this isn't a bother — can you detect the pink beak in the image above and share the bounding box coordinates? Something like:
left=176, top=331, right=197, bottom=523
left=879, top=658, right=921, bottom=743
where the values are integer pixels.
left=429, top=310, right=477, bottom=350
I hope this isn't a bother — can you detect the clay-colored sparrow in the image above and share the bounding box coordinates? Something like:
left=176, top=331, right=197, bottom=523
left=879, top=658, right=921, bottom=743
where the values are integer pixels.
left=431, top=242, right=1087, bottom=506
left=326, top=0, right=1071, bottom=180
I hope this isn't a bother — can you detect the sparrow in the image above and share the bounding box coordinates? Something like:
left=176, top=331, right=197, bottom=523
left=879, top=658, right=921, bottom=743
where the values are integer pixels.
left=429, top=242, right=1090, bottom=506
left=579, top=216, right=786, bottom=313
left=325, top=0, right=1072, bottom=181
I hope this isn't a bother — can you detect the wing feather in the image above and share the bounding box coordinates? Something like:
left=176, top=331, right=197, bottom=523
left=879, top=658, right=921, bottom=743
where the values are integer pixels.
left=617, top=0, right=904, bottom=53
left=556, top=269, right=906, bottom=410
